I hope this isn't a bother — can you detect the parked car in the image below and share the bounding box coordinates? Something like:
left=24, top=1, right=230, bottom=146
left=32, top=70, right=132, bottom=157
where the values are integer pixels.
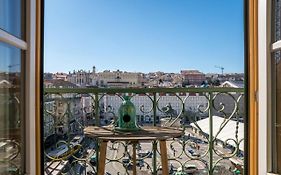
left=174, top=167, right=187, bottom=175
left=122, top=158, right=130, bottom=164
left=90, top=155, right=96, bottom=166
left=184, top=165, right=198, bottom=173
left=138, top=150, right=152, bottom=158
left=188, top=149, right=200, bottom=157
left=191, top=152, right=200, bottom=157
left=136, top=159, right=144, bottom=167
left=74, top=164, right=85, bottom=175
left=188, top=149, right=194, bottom=154
left=123, top=162, right=133, bottom=170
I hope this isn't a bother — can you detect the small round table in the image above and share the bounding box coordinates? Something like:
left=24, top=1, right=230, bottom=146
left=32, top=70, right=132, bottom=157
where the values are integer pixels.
left=84, top=126, right=183, bottom=175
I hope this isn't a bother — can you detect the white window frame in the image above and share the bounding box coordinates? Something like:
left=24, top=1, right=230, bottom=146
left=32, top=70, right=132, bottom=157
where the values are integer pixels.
left=259, top=0, right=281, bottom=174
left=258, top=0, right=272, bottom=174
left=0, top=0, right=36, bottom=174
left=25, top=0, right=37, bottom=174
left=0, top=30, right=27, bottom=49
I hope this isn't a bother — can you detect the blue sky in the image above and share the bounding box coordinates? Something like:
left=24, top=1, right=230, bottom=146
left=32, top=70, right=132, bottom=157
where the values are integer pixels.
left=44, top=0, right=244, bottom=74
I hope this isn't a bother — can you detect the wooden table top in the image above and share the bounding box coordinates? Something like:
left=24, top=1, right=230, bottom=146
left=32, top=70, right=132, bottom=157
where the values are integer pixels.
left=84, top=126, right=184, bottom=141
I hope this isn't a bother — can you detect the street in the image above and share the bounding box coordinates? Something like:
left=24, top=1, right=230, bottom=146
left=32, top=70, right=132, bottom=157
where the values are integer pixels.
left=87, top=128, right=242, bottom=175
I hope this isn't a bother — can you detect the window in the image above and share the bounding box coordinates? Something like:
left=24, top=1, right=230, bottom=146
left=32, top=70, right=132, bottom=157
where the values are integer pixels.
left=0, top=0, right=26, bottom=174
left=43, top=1, right=246, bottom=174
left=272, top=0, right=281, bottom=173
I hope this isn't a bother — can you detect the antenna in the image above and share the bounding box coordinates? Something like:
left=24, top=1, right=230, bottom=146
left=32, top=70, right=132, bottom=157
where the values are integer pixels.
left=214, top=65, right=224, bottom=75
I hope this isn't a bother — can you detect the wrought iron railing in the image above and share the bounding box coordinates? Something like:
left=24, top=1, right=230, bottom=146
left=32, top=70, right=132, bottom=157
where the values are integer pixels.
left=43, top=87, right=244, bottom=175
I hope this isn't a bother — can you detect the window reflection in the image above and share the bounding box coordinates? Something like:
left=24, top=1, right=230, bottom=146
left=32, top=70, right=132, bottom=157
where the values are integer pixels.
left=0, top=42, right=23, bottom=174
left=0, top=0, right=23, bottom=38
left=273, top=0, right=281, bottom=42
left=273, top=0, right=281, bottom=173
left=274, top=50, right=281, bottom=173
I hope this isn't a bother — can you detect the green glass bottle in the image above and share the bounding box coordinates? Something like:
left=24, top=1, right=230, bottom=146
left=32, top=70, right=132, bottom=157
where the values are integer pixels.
left=116, top=96, right=139, bottom=131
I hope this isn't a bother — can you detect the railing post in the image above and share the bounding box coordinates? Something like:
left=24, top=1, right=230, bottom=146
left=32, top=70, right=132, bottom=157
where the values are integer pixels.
left=182, top=99, right=186, bottom=129
left=94, top=93, right=100, bottom=173
left=209, top=92, right=214, bottom=175
left=153, top=141, right=157, bottom=175
left=67, top=101, right=71, bottom=144
left=96, top=139, right=99, bottom=173
left=153, top=92, right=157, bottom=126
left=153, top=92, right=157, bottom=175
left=95, top=93, right=100, bottom=126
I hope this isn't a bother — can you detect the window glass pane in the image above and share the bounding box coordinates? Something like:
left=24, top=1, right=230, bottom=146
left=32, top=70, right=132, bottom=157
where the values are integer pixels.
left=272, top=0, right=281, bottom=173
left=0, top=0, right=23, bottom=39
left=274, top=51, right=281, bottom=173
left=0, top=42, right=24, bottom=174
left=274, top=0, right=281, bottom=42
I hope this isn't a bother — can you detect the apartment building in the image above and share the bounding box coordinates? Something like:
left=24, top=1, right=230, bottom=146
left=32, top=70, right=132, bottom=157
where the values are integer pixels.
left=67, top=69, right=92, bottom=87
left=65, top=66, right=141, bottom=88
left=181, top=70, right=206, bottom=86
left=92, top=69, right=141, bottom=87
left=52, top=72, right=68, bottom=81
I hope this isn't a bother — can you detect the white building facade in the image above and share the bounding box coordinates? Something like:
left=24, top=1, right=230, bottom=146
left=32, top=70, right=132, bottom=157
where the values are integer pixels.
left=91, top=69, right=141, bottom=88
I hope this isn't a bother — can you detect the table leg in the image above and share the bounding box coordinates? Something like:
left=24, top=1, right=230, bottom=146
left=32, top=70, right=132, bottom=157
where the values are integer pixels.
left=159, top=140, right=169, bottom=175
left=132, top=142, right=137, bottom=175
left=98, top=140, right=107, bottom=175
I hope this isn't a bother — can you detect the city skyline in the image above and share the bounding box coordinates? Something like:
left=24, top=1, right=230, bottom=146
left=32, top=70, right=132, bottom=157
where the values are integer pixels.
left=44, top=0, right=244, bottom=74
left=44, top=66, right=243, bottom=75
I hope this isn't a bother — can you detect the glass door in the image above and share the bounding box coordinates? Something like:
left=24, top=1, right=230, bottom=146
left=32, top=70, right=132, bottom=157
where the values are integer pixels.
left=0, top=0, right=26, bottom=173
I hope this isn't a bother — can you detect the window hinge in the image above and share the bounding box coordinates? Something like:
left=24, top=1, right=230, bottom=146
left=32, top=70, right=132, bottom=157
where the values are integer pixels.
left=255, top=90, right=258, bottom=102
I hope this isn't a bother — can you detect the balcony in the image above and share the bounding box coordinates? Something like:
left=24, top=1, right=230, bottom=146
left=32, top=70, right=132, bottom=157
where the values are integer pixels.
left=43, top=87, right=244, bottom=175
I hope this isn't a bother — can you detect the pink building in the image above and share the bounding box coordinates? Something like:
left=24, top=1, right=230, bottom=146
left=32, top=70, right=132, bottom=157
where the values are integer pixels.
left=181, top=70, right=206, bottom=86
